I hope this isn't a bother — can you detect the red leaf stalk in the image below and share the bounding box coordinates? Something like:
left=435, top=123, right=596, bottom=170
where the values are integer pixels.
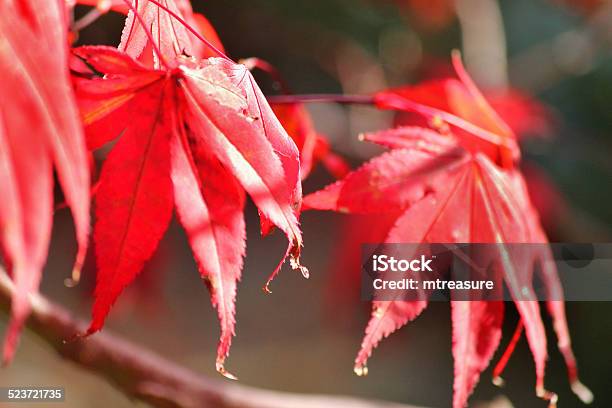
left=492, top=319, right=524, bottom=385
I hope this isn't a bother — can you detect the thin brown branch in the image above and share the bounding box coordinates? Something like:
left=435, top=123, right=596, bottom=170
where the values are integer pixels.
left=0, top=271, right=422, bottom=408
left=266, top=94, right=375, bottom=105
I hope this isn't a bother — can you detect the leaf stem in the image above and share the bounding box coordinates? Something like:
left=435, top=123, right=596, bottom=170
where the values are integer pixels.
left=266, top=94, right=375, bottom=105
left=492, top=319, right=524, bottom=384
left=266, top=92, right=518, bottom=167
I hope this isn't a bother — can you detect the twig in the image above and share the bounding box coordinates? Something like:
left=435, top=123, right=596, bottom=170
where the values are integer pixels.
left=266, top=94, right=374, bottom=105
left=0, top=270, right=422, bottom=408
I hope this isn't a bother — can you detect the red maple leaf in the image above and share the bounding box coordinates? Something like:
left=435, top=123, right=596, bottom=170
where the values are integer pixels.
left=74, top=0, right=228, bottom=311
left=324, top=73, right=558, bottom=306
left=304, top=54, right=591, bottom=406
left=0, top=0, right=90, bottom=363
left=72, top=2, right=305, bottom=377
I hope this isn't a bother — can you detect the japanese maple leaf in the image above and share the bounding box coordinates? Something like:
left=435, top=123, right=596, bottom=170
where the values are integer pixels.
left=73, top=1, right=232, bottom=313
left=72, top=30, right=305, bottom=374
left=325, top=77, right=557, bottom=306
left=304, top=55, right=590, bottom=406
left=0, top=0, right=90, bottom=363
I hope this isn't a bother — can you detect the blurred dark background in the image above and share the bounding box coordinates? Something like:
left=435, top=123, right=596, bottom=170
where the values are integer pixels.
left=2, top=0, right=611, bottom=407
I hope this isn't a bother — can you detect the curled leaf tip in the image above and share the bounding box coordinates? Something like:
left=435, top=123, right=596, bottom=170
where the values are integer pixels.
left=72, top=264, right=82, bottom=282
left=289, top=245, right=309, bottom=279
left=262, top=283, right=273, bottom=294
left=492, top=376, right=505, bottom=387
left=216, top=360, right=238, bottom=381
left=536, top=386, right=558, bottom=408
left=71, top=242, right=88, bottom=286
left=291, top=260, right=309, bottom=279
left=571, top=380, right=594, bottom=404
left=64, top=276, right=79, bottom=288
left=354, top=364, right=368, bottom=377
